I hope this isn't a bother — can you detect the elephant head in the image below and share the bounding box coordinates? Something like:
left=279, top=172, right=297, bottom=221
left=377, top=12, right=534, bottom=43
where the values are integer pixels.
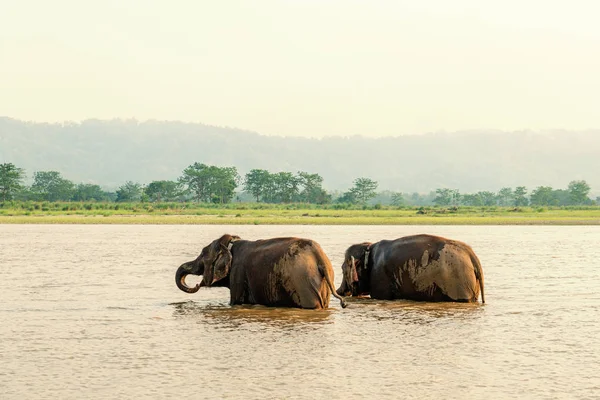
left=175, top=234, right=241, bottom=293
left=336, top=242, right=372, bottom=297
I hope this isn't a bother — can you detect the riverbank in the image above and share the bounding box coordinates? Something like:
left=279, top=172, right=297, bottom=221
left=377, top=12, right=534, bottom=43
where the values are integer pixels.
left=2, top=206, right=600, bottom=225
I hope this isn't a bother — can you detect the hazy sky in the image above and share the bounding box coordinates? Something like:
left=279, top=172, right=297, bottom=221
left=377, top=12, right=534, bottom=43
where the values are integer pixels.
left=1, top=0, right=599, bottom=137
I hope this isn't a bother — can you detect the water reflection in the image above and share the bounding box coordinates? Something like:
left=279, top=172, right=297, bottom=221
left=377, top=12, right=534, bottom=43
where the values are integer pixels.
left=170, top=297, right=484, bottom=330
left=170, top=300, right=334, bottom=330
left=4, top=225, right=599, bottom=400
left=344, top=297, right=485, bottom=324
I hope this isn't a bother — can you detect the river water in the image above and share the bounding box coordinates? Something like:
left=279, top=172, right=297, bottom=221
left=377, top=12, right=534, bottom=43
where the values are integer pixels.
left=1, top=224, right=599, bottom=399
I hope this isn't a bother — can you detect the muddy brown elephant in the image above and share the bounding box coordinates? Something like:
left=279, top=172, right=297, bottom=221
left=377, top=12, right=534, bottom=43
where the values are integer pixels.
left=176, top=234, right=347, bottom=309
left=336, top=234, right=485, bottom=303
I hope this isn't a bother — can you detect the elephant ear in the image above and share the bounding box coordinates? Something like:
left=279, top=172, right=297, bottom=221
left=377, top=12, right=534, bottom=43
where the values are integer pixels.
left=345, top=256, right=359, bottom=284
left=211, top=244, right=233, bottom=284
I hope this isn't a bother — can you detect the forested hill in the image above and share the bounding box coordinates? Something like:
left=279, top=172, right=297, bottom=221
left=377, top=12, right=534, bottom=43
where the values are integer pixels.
left=1, top=117, right=599, bottom=194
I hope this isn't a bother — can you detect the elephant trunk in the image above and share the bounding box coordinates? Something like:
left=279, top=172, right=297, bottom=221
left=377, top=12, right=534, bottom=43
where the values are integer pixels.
left=175, top=261, right=203, bottom=294
left=336, top=280, right=349, bottom=297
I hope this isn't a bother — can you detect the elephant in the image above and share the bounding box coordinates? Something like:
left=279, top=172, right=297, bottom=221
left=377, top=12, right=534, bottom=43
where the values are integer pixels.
left=336, top=234, right=485, bottom=303
left=176, top=234, right=347, bottom=309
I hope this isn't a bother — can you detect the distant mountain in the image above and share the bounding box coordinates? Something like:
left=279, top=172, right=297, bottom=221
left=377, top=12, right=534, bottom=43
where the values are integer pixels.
left=1, top=117, right=599, bottom=195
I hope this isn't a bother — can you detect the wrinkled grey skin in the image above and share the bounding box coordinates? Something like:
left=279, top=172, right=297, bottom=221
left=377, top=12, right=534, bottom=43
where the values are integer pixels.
left=176, top=234, right=347, bottom=309
left=336, top=234, right=485, bottom=303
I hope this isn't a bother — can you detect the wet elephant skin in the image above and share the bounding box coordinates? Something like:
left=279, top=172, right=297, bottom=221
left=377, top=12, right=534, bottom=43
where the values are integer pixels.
left=176, top=234, right=346, bottom=309
left=336, top=234, right=485, bottom=303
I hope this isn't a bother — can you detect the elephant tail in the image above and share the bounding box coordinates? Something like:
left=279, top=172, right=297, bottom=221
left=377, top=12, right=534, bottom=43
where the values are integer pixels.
left=470, top=252, right=485, bottom=304
left=318, top=264, right=347, bottom=309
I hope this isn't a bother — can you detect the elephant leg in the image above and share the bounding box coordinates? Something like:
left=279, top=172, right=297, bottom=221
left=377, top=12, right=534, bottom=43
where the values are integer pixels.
left=279, top=260, right=328, bottom=309
left=438, top=254, right=481, bottom=302
left=229, top=268, right=249, bottom=305
left=282, top=274, right=326, bottom=309
left=292, top=280, right=325, bottom=309
left=370, top=268, right=395, bottom=300
left=229, top=285, right=249, bottom=305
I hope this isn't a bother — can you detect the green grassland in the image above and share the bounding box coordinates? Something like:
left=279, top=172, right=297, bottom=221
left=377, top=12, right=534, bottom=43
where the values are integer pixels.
left=1, top=201, right=599, bottom=225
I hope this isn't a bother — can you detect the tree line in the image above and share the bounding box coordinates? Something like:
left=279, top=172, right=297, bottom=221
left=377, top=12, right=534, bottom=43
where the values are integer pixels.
left=0, top=162, right=596, bottom=206
left=429, top=182, right=593, bottom=207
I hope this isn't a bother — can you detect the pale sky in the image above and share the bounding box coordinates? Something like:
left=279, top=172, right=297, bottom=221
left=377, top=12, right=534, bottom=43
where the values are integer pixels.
left=1, top=0, right=599, bottom=137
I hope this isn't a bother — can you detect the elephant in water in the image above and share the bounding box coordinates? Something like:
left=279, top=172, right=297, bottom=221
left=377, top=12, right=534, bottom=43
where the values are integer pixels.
left=336, top=234, right=485, bottom=303
left=176, top=234, right=347, bottom=309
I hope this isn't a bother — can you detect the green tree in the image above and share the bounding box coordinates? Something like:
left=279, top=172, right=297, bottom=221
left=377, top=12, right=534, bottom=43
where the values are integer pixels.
left=0, top=163, right=26, bottom=201
left=349, top=178, right=378, bottom=204
left=451, top=189, right=461, bottom=206
left=433, top=188, right=453, bottom=206
left=391, top=192, right=405, bottom=207
left=297, top=171, right=328, bottom=204
left=179, top=163, right=212, bottom=202
left=72, top=183, right=109, bottom=201
left=313, top=189, right=332, bottom=204
left=244, top=169, right=271, bottom=202
left=497, top=187, right=514, bottom=206
left=460, top=191, right=496, bottom=206
left=272, top=172, right=300, bottom=203
left=30, top=171, right=75, bottom=201
left=514, top=186, right=528, bottom=206
left=116, top=181, right=142, bottom=202
left=407, top=192, right=432, bottom=206
left=179, top=163, right=239, bottom=203
left=568, top=180, right=591, bottom=205
left=530, top=186, right=555, bottom=206
left=336, top=191, right=356, bottom=204
left=477, top=191, right=497, bottom=206
left=461, top=193, right=482, bottom=206
left=210, top=166, right=239, bottom=204
left=551, top=189, right=571, bottom=206
left=145, top=180, right=180, bottom=202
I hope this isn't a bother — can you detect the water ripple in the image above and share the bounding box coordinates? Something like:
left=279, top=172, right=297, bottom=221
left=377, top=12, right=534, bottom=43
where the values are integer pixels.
left=1, top=224, right=599, bottom=399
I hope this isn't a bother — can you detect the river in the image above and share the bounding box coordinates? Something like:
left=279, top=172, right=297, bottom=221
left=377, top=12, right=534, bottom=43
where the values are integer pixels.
left=1, top=225, right=599, bottom=399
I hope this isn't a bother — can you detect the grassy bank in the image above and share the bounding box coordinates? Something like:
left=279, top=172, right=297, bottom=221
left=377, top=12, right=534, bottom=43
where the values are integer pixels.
left=1, top=201, right=599, bottom=225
